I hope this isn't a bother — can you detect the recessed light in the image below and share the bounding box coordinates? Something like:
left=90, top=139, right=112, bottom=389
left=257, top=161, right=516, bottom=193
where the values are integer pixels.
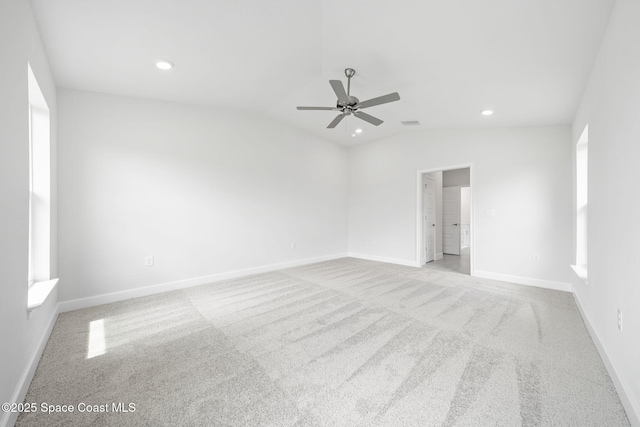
left=355, top=128, right=363, bottom=134
left=155, top=60, right=174, bottom=70
left=481, top=110, right=494, bottom=116
left=351, top=134, right=357, bottom=137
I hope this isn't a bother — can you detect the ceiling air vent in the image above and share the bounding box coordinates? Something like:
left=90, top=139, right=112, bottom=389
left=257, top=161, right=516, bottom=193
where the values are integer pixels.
left=401, top=120, right=421, bottom=126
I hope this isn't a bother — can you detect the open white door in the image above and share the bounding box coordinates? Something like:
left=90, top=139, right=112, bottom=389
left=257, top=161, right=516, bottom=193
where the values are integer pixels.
left=423, top=176, right=436, bottom=264
left=443, top=186, right=461, bottom=255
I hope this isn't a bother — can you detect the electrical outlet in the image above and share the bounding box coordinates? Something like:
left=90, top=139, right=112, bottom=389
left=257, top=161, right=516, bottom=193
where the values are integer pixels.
left=533, top=253, right=540, bottom=262
left=290, top=242, right=296, bottom=249
left=617, top=309, right=623, bottom=331
left=144, top=256, right=154, bottom=266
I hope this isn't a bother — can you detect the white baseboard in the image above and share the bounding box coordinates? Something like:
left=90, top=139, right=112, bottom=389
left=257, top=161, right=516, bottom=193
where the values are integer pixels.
left=435, top=252, right=444, bottom=261
left=348, top=252, right=419, bottom=268
left=473, top=270, right=572, bottom=293
left=1, top=310, right=58, bottom=427
left=58, top=253, right=349, bottom=313
left=573, top=293, right=640, bottom=426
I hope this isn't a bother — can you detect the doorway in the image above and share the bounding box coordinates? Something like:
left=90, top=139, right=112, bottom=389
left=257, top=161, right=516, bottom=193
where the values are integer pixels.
left=416, top=166, right=472, bottom=275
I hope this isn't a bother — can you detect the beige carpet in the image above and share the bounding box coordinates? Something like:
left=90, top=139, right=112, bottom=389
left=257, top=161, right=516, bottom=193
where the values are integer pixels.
left=17, top=258, right=629, bottom=426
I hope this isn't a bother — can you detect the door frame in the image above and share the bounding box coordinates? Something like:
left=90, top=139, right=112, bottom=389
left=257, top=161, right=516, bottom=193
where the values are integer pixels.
left=415, top=163, right=475, bottom=275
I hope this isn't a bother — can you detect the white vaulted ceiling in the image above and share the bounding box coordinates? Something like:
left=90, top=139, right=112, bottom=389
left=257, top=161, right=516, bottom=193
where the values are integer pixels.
left=30, top=0, right=615, bottom=146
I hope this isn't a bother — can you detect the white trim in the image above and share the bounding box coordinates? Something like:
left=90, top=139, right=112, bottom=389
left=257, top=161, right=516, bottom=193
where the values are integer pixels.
left=474, top=269, right=572, bottom=292
left=348, top=252, right=419, bottom=268
left=570, top=264, right=588, bottom=285
left=1, top=310, right=58, bottom=427
left=58, top=253, right=348, bottom=313
left=573, top=293, right=640, bottom=426
left=415, top=172, right=425, bottom=269
left=435, top=252, right=444, bottom=261
left=27, top=278, right=59, bottom=311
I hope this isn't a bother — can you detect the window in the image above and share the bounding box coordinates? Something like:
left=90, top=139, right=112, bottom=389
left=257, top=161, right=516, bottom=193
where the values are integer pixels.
left=572, top=125, right=588, bottom=283
left=27, top=63, right=57, bottom=310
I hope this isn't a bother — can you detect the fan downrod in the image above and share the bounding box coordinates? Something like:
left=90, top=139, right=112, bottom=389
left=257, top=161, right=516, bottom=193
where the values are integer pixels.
left=343, top=68, right=357, bottom=104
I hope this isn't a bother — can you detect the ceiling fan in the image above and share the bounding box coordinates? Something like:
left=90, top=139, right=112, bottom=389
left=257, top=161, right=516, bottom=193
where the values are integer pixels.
left=297, top=68, right=400, bottom=128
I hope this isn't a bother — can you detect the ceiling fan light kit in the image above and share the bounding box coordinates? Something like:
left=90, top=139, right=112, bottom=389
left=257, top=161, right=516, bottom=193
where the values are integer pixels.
left=297, top=68, right=401, bottom=129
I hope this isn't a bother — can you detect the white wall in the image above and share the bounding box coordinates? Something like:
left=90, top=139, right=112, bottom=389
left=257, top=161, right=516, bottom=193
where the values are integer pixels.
left=443, top=168, right=470, bottom=187
left=0, top=1, right=58, bottom=426
left=348, top=126, right=572, bottom=288
left=572, top=0, right=640, bottom=422
left=58, top=89, right=349, bottom=303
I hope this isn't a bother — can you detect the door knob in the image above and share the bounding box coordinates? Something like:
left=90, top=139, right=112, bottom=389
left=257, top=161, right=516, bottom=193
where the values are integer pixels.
left=432, top=224, right=435, bottom=227
left=453, top=223, right=458, bottom=226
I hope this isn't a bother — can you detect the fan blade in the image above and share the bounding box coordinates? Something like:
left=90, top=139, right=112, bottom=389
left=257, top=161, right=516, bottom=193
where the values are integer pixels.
left=355, top=92, right=400, bottom=109
left=353, top=110, right=383, bottom=126
left=297, top=106, right=339, bottom=110
left=329, top=80, right=349, bottom=105
left=327, top=113, right=346, bottom=128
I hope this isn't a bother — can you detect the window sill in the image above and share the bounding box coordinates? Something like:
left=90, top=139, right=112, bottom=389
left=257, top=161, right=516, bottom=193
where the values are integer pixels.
left=27, top=278, right=59, bottom=311
left=571, top=265, right=588, bottom=285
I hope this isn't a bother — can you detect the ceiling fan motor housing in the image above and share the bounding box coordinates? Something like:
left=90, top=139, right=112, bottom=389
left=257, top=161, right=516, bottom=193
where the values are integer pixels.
left=338, top=96, right=360, bottom=110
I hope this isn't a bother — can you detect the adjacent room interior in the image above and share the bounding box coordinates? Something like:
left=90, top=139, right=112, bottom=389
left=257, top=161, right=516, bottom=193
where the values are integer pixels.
left=2, top=0, right=639, bottom=426
left=420, top=167, right=472, bottom=275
